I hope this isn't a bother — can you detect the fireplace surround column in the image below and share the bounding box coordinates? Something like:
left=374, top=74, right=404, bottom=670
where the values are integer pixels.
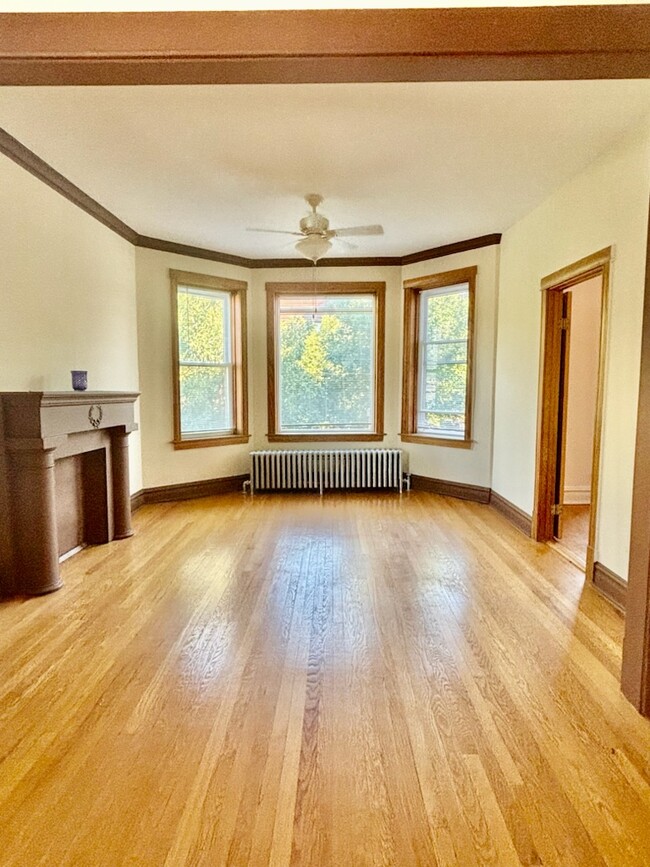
left=9, top=444, right=62, bottom=595
left=111, top=428, right=133, bottom=540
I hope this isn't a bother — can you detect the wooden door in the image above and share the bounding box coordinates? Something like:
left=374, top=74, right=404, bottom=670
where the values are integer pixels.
left=553, top=291, right=572, bottom=540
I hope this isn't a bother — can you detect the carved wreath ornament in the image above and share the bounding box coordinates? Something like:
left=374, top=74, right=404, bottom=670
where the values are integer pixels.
left=88, top=405, right=103, bottom=429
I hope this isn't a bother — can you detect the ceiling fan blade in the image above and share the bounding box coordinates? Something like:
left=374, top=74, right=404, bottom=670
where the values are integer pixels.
left=246, top=228, right=303, bottom=236
left=332, top=224, right=384, bottom=237
left=332, top=238, right=358, bottom=251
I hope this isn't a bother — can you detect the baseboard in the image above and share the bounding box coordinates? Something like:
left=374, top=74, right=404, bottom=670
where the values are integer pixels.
left=134, top=474, right=249, bottom=506
left=410, top=474, right=491, bottom=504
left=130, top=489, right=146, bottom=512
left=564, top=486, right=591, bottom=505
left=490, top=491, right=533, bottom=536
left=593, top=561, right=627, bottom=612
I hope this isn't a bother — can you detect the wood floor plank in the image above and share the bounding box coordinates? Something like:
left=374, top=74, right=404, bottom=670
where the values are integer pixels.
left=1, top=490, right=650, bottom=865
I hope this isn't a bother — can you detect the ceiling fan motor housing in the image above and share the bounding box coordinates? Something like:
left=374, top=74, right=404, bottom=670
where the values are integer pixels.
left=299, top=212, right=330, bottom=235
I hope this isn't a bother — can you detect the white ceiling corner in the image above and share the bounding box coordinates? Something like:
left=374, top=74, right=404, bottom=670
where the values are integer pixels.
left=0, top=80, right=649, bottom=258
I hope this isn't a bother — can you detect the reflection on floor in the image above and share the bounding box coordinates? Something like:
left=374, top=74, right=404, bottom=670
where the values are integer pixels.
left=556, top=504, right=590, bottom=567
left=0, top=491, right=643, bottom=865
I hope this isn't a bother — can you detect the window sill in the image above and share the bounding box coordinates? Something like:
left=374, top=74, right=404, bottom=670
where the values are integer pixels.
left=267, top=432, right=386, bottom=443
left=400, top=433, right=473, bottom=449
left=173, top=434, right=250, bottom=450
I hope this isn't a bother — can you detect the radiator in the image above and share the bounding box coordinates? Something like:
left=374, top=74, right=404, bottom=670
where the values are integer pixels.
left=249, top=449, right=403, bottom=494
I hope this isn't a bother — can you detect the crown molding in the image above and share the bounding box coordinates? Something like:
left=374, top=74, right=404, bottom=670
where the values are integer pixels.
left=1, top=8, right=649, bottom=86
left=136, top=234, right=253, bottom=269
left=135, top=236, right=500, bottom=269
left=1, top=126, right=501, bottom=268
left=401, top=235, right=502, bottom=265
left=0, top=127, right=138, bottom=244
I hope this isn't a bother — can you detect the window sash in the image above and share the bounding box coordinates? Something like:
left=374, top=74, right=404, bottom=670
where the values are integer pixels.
left=416, top=285, right=469, bottom=439
left=275, top=293, right=377, bottom=434
left=177, top=285, right=235, bottom=437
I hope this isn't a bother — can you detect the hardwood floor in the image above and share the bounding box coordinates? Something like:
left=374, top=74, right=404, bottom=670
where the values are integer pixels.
left=1, top=491, right=649, bottom=866
left=556, top=504, right=591, bottom=567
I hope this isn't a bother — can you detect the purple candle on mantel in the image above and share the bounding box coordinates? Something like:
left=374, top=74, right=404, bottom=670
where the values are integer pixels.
left=71, top=370, right=88, bottom=391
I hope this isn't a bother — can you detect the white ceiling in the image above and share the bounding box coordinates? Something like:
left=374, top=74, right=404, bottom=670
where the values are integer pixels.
left=1, top=81, right=649, bottom=258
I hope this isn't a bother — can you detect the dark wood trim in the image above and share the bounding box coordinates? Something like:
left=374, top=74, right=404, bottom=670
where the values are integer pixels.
left=401, top=266, right=477, bottom=447
left=255, top=256, right=403, bottom=269
left=490, top=491, right=533, bottom=537
left=622, top=200, right=650, bottom=716
left=0, top=127, right=138, bottom=244
left=137, top=235, right=253, bottom=269
left=265, top=282, right=386, bottom=442
left=141, top=474, right=249, bottom=505
left=593, top=561, right=627, bottom=612
left=1, top=127, right=499, bottom=267
left=410, top=474, right=490, bottom=504
left=130, top=489, right=146, bottom=513
left=137, top=234, right=497, bottom=269
left=401, top=235, right=502, bottom=265
left=1, top=8, right=648, bottom=85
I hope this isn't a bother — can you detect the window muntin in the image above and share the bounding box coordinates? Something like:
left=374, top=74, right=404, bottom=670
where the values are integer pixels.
left=417, top=284, right=470, bottom=439
left=177, top=285, right=234, bottom=437
left=276, top=293, right=376, bottom=434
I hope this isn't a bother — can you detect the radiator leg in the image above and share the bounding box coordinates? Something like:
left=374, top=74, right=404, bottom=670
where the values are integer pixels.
left=243, top=479, right=252, bottom=495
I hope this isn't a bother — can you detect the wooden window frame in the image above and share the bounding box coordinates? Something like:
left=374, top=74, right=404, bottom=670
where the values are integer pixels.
left=400, top=266, right=477, bottom=448
left=266, top=282, right=386, bottom=443
left=171, top=269, right=249, bottom=450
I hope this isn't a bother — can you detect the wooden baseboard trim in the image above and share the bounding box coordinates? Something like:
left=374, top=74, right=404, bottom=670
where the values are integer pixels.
left=135, top=474, right=249, bottom=506
left=593, top=561, right=627, bottom=612
left=410, top=474, right=490, bottom=504
left=490, top=491, right=533, bottom=536
left=130, top=489, right=146, bottom=513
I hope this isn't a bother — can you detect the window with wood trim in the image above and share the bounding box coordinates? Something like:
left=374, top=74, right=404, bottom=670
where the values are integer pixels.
left=266, top=282, right=385, bottom=442
left=401, top=266, right=476, bottom=447
left=171, top=269, right=249, bottom=449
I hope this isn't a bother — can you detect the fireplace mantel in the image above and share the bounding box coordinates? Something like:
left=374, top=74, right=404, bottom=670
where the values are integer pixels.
left=0, top=390, right=139, bottom=597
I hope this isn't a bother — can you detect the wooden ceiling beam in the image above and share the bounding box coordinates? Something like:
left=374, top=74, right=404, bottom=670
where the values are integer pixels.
left=0, top=7, right=649, bottom=85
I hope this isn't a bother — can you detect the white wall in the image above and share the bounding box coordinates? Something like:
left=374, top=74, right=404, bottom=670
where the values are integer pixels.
left=492, top=120, right=650, bottom=579
left=402, top=244, right=500, bottom=487
left=135, top=247, right=251, bottom=488
left=0, top=153, right=142, bottom=492
left=135, top=253, right=403, bottom=487
left=135, top=247, right=499, bottom=489
left=563, top=276, right=601, bottom=504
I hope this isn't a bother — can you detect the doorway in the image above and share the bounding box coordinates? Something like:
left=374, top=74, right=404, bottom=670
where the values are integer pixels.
left=533, top=248, right=610, bottom=581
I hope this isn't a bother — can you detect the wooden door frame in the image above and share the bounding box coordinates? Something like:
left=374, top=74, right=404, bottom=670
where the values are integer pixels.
left=622, top=206, right=650, bottom=716
left=532, top=247, right=611, bottom=582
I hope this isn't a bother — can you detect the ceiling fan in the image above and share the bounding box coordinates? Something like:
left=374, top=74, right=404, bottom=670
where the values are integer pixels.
left=247, top=194, right=384, bottom=263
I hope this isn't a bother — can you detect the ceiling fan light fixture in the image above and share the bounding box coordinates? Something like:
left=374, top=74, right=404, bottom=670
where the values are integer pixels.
left=295, top=235, right=332, bottom=263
